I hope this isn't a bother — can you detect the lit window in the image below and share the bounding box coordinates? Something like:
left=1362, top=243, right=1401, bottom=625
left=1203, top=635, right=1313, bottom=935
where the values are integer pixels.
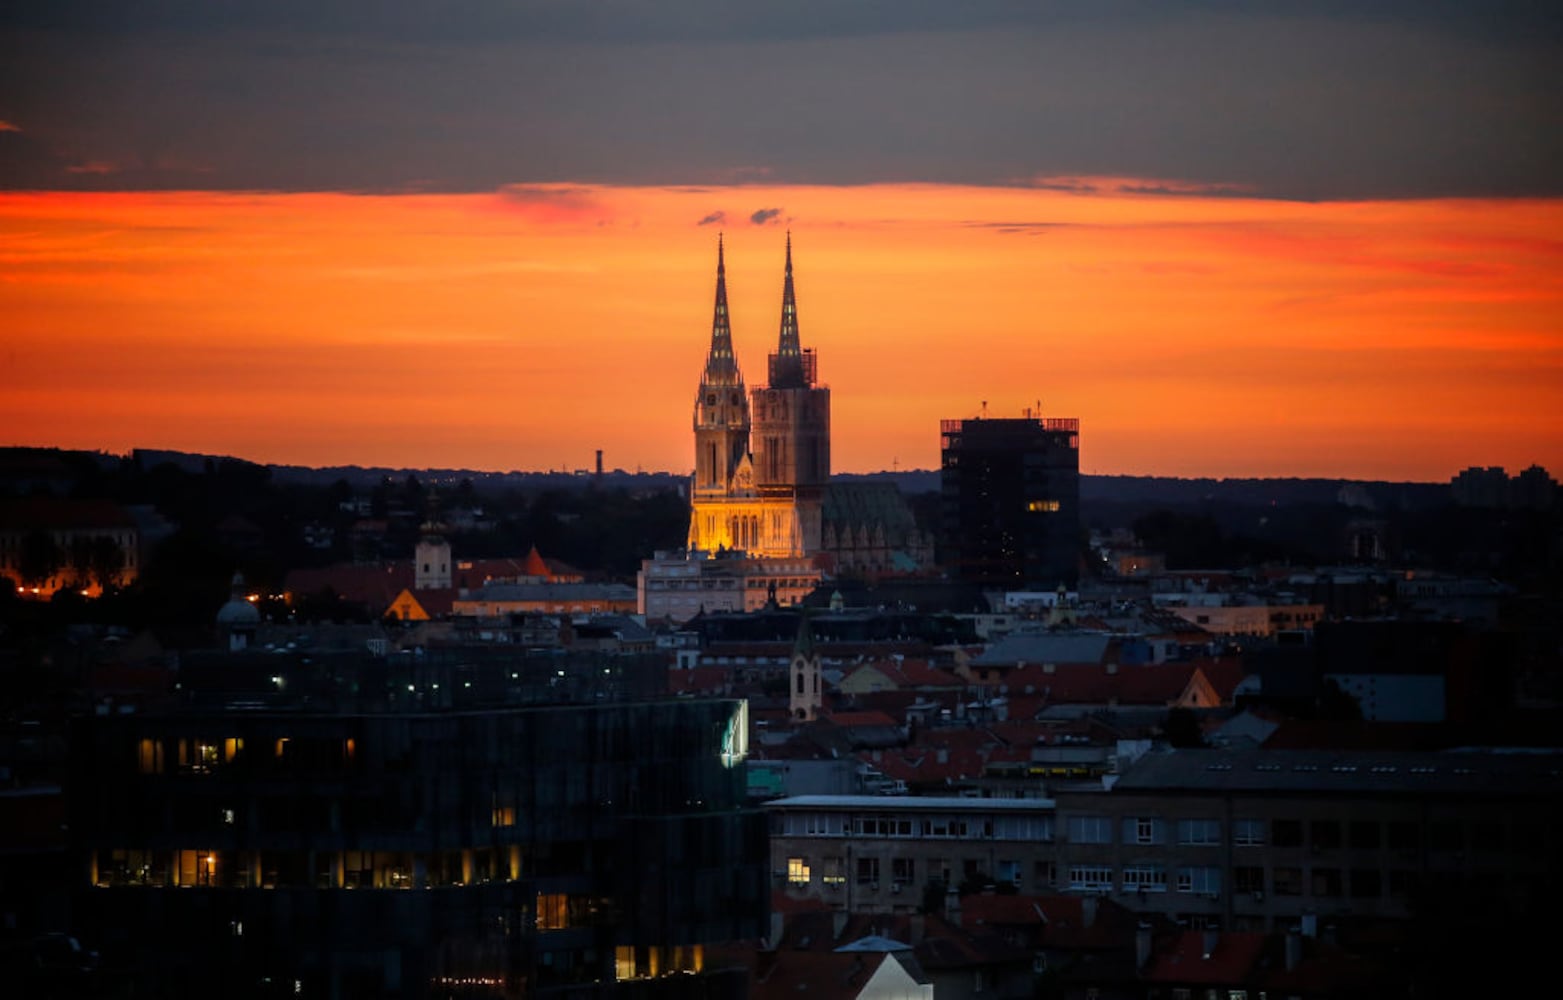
left=1027, top=500, right=1061, bottom=512
left=787, top=857, right=811, bottom=886
left=536, top=893, right=569, bottom=930
left=137, top=738, right=164, bottom=774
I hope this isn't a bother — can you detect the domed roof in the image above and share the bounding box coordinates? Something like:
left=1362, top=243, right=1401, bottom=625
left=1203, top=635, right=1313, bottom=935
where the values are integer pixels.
left=216, top=572, right=261, bottom=625
left=216, top=596, right=261, bottom=625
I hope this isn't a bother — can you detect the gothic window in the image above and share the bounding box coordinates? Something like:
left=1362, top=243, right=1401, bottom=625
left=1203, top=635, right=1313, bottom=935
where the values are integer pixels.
left=796, top=672, right=804, bottom=695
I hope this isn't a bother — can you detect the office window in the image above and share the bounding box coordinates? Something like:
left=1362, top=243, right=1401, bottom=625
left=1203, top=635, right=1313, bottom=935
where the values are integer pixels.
left=1233, top=866, right=1264, bottom=895
left=1272, top=820, right=1303, bottom=848
left=1348, top=821, right=1380, bottom=849
left=1232, top=818, right=1265, bottom=847
left=1311, top=868, right=1342, bottom=897
left=1034, top=860, right=1056, bottom=887
left=1273, top=867, right=1303, bottom=896
left=1068, top=866, right=1114, bottom=891
left=1122, top=865, right=1167, bottom=893
left=1310, top=821, right=1342, bottom=850
left=892, top=858, right=916, bottom=885
left=856, top=857, right=880, bottom=886
left=1123, top=817, right=1166, bottom=845
left=1067, top=816, right=1112, bottom=844
left=1177, top=819, right=1221, bottom=846
left=1177, top=867, right=1222, bottom=894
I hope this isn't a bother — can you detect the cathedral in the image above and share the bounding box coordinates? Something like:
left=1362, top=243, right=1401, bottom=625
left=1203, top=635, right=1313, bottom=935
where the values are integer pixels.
left=688, top=235, right=831, bottom=559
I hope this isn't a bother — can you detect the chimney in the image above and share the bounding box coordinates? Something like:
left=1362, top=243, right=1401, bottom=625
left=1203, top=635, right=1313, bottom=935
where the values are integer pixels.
left=768, top=911, right=784, bottom=949
left=1082, top=895, right=1098, bottom=929
left=1285, top=926, right=1302, bottom=972
left=833, top=910, right=849, bottom=941
left=1201, top=927, right=1219, bottom=960
left=910, top=914, right=926, bottom=944
left=945, top=887, right=962, bottom=927
left=1135, top=923, right=1152, bottom=969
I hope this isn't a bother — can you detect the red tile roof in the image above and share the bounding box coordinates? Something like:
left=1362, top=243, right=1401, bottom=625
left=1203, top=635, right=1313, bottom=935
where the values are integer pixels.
left=1144, top=931, right=1267, bottom=985
left=825, top=710, right=900, bottom=729
left=666, top=666, right=733, bottom=696
left=751, top=951, right=893, bottom=999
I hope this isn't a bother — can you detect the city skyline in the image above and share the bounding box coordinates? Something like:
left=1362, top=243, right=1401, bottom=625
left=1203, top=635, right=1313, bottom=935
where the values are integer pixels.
left=3, top=4, right=1560, bottom=480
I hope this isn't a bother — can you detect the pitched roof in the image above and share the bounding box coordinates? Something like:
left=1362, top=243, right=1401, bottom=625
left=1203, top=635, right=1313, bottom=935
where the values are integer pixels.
left=997, top=662, right=1198, bottom=705
left=751, top=950, right=892, bottom=999
left=522, top=545, right=551, bottom=578
left=973, top=631, right=1114, bottom=667
left=1144, top=931, right=1267, bottom=985
left=826, top=710, right=899, bottom=729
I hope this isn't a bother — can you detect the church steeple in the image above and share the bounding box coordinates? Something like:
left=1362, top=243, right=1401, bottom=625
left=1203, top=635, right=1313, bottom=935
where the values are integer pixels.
left=692, top=235, right=752, bottom=504
left=702, top=234, right=741, bottom=387
left=769, top=231, right=809, bottom=389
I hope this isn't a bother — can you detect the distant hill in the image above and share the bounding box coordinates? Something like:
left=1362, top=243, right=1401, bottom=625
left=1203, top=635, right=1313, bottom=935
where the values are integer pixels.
left=3, top=446, right=1449, bottom=511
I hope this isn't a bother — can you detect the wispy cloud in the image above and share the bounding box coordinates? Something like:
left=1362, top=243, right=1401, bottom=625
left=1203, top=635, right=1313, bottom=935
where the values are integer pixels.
left=0, top=120, right=20, bottom=133
left=1026, top=176, right=1257, bottom=198
left=492, top=184, right=605, bottom=222
left=64, top=160, right=120, bottom=176
left=749, top=207, right=781, bottom=225
left=697, top=210, right=725, bottom=226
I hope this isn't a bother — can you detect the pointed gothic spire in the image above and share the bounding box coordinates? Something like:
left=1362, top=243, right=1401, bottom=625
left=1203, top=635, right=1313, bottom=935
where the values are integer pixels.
left=770, top=231, right=809, bottom=388
left=702, top=234, right=741, bottom=386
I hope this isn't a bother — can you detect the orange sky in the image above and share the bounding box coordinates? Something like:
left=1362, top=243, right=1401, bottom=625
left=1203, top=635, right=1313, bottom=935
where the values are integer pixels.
left=2, top=183, right=1560, bottom=480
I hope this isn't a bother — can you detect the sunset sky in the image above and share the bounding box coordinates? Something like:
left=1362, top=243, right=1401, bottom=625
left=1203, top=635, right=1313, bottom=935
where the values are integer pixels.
left=3, top=3, right=1561, bottom=480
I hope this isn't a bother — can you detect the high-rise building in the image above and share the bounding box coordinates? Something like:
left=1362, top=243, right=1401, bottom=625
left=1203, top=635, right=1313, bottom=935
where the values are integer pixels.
left=939, top=414, right=1081, bottom=589
left=69, top=650, right=766, bottom=997
left=688, top=236, right=830, bottom=559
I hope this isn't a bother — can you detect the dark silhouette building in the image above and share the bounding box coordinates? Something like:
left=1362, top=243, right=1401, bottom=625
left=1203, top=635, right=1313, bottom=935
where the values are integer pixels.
left=939, top=414, right=1081, bottom=589
left=68, top=650, right=766, bottom=998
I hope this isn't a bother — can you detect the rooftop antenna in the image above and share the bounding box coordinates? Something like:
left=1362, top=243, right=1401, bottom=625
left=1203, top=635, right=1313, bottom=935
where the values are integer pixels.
left=981, top=400, right=988, bottom=418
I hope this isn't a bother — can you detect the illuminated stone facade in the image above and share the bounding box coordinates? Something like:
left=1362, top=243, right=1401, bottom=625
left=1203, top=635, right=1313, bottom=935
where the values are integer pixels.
left=688, top=236, right=830, bottom=560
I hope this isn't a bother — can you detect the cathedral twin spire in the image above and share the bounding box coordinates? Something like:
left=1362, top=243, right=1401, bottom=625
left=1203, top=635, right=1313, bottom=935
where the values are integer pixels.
left=701, top=233, right=808, bottom=389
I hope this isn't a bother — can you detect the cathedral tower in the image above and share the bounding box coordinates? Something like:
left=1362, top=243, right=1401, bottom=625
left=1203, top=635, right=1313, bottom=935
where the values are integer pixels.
left=751, top=234, right=830, bottom=555
left=687, top=235, right=829, bottom=560
left=691, top=236, right=751, bottom=496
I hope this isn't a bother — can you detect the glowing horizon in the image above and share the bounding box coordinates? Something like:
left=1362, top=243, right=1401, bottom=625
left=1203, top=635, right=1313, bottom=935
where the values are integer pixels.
left=3, top=182, right=1560, bottom=482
